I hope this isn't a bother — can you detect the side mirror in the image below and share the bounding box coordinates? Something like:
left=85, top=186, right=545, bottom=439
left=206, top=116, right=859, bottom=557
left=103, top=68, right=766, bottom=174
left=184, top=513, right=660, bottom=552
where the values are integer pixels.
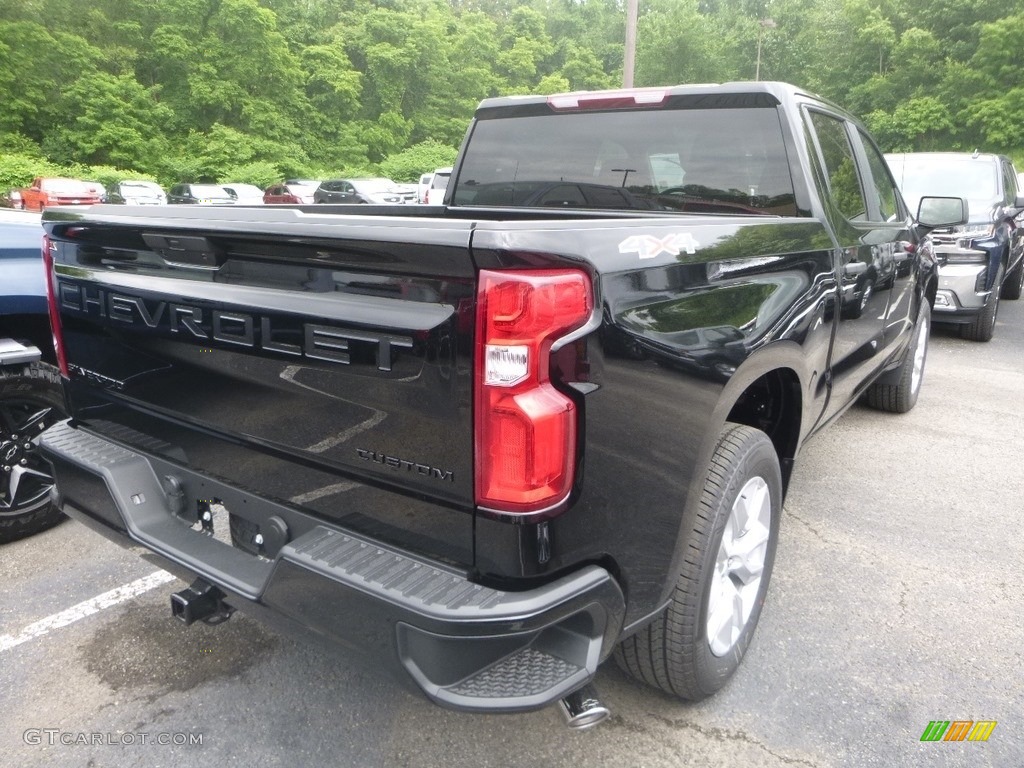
left=917, top=196, right=968, bottom=229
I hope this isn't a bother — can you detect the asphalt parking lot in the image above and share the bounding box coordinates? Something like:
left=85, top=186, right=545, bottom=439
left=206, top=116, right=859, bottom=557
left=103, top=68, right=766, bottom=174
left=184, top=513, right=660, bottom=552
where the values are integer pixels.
left=2, top=299, right=1021, bottom=768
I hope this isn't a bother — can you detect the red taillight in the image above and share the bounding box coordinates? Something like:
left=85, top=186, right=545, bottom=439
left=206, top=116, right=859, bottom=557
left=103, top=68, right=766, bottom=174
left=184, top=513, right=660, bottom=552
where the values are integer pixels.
left=474, top=269, right=592, bottom=515
left=41, top=235, right=70, bottom=378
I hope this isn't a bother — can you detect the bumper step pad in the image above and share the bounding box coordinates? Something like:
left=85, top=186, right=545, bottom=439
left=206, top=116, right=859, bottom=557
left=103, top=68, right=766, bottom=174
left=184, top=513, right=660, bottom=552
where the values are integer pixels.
left=284, top=526, right=506, bottom=616
left=448, top=647, right=583, bottom=698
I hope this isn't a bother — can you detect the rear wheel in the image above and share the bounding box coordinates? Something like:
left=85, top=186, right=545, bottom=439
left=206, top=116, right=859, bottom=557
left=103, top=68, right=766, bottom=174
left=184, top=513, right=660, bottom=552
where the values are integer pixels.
left=614, top=423, right=781, bottom=700
left=0, top=362, right=67, bottom=543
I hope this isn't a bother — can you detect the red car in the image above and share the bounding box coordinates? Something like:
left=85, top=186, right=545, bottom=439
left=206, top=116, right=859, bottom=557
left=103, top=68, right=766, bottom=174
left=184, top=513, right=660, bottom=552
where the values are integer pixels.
left=20, top=177, right=103, bottom=210
left=263, top=184, right=315, bottom=204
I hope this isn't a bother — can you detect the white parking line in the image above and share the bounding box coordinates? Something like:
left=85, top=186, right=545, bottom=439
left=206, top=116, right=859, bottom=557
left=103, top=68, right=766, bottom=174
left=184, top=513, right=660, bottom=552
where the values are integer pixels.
left=0, top=570, right=176, bottom=654
left=290, top=481, right=358, bottom=504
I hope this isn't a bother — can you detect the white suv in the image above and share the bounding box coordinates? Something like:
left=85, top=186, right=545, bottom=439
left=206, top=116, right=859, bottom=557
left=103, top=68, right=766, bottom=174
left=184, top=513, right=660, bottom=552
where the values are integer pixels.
left=424, top=167, right=452, bottom=205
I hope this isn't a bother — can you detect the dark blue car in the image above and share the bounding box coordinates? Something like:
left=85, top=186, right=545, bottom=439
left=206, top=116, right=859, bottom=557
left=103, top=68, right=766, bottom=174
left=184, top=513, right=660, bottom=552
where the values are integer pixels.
left=0, top=211, right=66, bottom=542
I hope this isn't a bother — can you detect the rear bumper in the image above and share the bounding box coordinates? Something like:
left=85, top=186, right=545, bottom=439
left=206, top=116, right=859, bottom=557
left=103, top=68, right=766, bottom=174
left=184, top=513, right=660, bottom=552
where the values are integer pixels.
left=38, top=420, right=624, bottom=713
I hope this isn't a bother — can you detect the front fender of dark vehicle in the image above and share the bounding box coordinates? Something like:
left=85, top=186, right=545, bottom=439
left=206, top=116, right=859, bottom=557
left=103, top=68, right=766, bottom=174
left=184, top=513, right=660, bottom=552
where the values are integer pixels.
left=916, top=236, right=940, bottom=301
left=972, top=224, right=1010, bottom=293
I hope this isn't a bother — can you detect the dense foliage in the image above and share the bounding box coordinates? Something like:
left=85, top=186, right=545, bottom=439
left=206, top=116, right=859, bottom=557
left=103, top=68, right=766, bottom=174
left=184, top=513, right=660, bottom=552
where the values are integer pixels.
left=0, top=0, right=1021, bottom=189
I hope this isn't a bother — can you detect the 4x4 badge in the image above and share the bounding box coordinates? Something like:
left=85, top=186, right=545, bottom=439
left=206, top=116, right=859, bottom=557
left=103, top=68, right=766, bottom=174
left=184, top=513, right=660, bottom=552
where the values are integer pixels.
left=619, top=233, right=700, bottom=259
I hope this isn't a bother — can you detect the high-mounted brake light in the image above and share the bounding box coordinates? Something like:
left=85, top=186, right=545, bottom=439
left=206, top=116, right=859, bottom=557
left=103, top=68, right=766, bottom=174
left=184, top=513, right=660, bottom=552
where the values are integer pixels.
left=547, top=88, right=670, bottom=112
left=474, top=269, right=593, bottom=516
left=41, top=235, right=70, bottom=378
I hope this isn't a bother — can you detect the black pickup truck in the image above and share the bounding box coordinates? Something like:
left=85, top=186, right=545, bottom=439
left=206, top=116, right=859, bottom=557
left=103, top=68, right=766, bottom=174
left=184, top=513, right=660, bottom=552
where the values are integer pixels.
left=38, top=82, right=966, bottom=727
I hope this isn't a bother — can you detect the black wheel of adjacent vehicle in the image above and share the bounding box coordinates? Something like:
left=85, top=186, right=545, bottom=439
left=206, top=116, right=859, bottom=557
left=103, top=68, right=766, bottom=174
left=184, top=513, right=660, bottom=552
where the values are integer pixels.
left=960, top=264, right=1003, bottom=342
left=614, top=423, right=781, bottom=701
left=1001, top=258, right=1023, bottom=300
left=0, top=362, right=67, bottom=544
left=864, top=300, right=930, bottom=414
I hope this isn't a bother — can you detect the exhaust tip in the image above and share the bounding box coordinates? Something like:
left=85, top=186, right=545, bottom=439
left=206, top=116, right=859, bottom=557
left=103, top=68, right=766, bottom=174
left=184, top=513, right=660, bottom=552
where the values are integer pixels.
left=558, top=684, right=610, bottom=730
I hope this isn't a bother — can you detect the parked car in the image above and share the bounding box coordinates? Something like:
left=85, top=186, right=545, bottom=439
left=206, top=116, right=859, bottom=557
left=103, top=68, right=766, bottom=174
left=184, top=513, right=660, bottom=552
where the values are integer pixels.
left=0, top=210, right=66, bottom=543
left=886, top=152, right=1024, bottom=341
left=167, top=184, right=236, bottom=205
left=423, top=167, right=452, bottom=205
left=19, top=178, right=103, bottom=211
left=393, top=181, right=418, bottom=200
left=105, top=180, right=167, bottom=205
left=313, top=178, right=414, bottom=204
left=417, top=172, right=434, bottom=203
left=221, top=183, right=266, bottom=205
left=1, top=190, right=24, bottom=209
left=264, top=184, right=315, bottom=204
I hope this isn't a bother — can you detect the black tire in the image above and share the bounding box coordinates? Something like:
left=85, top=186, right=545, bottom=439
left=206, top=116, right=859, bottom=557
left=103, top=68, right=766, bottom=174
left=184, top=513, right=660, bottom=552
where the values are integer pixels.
left=0, top=362, right=67, bottom=544
left=960, top=265, right=1002, bottom=342
left=864, top=301, right=930, bottom=414
left=614, top=423, right=781, bottom=701
left=1001, top=257, right=1023, bottom=300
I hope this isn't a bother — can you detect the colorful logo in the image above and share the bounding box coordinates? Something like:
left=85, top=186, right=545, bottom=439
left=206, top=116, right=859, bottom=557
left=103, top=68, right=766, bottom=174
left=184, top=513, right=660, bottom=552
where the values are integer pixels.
left=920, top=721, right=997, bottom=742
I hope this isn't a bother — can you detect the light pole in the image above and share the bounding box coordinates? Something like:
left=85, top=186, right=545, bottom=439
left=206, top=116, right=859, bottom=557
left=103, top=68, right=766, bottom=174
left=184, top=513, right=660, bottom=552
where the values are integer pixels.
left=755, top=18, right=776, bottom=81
left=623, top=0, right=638, bottom=88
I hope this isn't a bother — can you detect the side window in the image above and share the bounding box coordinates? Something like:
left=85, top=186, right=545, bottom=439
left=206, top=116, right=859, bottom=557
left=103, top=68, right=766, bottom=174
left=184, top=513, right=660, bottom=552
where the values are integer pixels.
left=1002, top=162, right=1017, bottom=203
left=857, top=131, right=901, bottom=221
left=809, top=111, right=867, bottom=221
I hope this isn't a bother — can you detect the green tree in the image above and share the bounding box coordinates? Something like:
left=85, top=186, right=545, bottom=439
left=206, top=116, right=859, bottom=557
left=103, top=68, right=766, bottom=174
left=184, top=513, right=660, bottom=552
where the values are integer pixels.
left=635, top=0, right=737, bottom=86
left=379, top=139, right=457, bottom=182
left=0, top=22, right=104, bottom=143
left=44, top=72, right=172, bottom=169
left=496, top=6, right=555, bottom=92
left=865, top=96, right=955, bottom=152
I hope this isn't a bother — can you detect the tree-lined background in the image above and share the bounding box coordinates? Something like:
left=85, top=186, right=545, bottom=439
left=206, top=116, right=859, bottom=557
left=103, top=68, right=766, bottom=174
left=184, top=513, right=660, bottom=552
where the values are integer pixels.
left=1, top=0, right=1022, bottom=191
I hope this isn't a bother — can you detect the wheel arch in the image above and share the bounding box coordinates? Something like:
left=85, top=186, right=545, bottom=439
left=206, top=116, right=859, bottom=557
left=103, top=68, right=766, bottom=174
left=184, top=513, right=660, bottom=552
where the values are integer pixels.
left=711, top=342, right=809, bottom=498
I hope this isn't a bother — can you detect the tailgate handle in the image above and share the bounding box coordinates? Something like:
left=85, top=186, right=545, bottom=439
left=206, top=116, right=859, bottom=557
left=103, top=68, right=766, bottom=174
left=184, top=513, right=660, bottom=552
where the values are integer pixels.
left=143, top=233, right=224, bottom=270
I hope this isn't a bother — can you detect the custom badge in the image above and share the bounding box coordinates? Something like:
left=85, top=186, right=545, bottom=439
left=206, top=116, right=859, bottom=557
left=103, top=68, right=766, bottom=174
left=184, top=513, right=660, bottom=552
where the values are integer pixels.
left=618, top=232, right=700, bottom=259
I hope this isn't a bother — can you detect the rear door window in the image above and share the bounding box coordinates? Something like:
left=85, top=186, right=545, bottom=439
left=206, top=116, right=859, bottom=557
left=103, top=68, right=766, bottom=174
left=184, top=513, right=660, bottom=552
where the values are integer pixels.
left=1001, top=161, right=1017, bottom=205
left=453, top=105, right=799, bottom=215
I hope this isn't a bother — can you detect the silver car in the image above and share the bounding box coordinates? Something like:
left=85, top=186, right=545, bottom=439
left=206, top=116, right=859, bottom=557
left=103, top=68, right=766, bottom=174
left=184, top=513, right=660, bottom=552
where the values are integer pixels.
left=886, top=151, right=1024, bottom=341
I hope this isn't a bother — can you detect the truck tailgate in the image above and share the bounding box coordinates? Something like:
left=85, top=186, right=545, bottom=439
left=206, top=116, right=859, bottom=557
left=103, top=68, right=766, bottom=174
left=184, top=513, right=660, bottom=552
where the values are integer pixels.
left=44, top=206, right=478, bottom=567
